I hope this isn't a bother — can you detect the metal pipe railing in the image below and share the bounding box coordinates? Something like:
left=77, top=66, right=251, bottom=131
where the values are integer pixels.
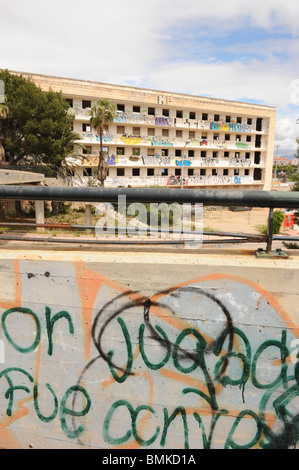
left=0, top=186, right=298, bottom=251
left=0, top=221, right=265, bottom=239
left=0, top=186, right=298, bottom=208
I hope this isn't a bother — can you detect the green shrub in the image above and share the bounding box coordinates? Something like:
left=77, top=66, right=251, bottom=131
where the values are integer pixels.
left=110, top=202, right=181, bottom=228
left=23, top=201, right=51, bottom=218
left=256, top=210, right=285, bottom=235
left=73, top=206, right=85, bottom=213
left=283, top=242, right=299, bottom=249
left=272, top=210, right=285, bottom=234
left=255, top=224, right=268, bottom=235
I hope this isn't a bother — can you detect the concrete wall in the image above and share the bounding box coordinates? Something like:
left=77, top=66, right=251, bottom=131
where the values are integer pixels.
left=0, top=247, right=298, bottom=449
left=0, top=169, right=44, bottom=185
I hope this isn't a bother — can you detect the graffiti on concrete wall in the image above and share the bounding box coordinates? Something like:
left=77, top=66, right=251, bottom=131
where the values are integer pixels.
left=176, top=160, right=192, bottom=167
left=210, top=122, right=253, bottom=133
left=151, top=138, right=174, bottom=147
left=187, top=175, right=244, bottom=185
left=0, top=260, right=298, bottom=449
left=107, top=155, right=119, bottom=166
left=120, top=136, right=142, bottom=145
left=141, top=156, right=171, bottom=166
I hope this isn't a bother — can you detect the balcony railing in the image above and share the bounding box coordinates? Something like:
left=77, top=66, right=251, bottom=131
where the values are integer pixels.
left=72, top=108, right=268, bottom=134
left=71, top=153, right=263, bottom=171
left=79, top=132, right=261, bottom=152
left=101, top=175, right=255, bottom=187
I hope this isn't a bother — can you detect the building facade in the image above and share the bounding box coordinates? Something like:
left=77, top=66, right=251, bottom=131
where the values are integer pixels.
left=15, top=71, right=276, bottom=190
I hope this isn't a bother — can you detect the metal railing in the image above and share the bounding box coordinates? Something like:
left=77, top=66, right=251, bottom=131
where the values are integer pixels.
left=0, top=186, right=298, bottom=252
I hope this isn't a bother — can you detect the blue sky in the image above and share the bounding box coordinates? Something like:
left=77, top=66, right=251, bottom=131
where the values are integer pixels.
left=1, top=0, right=299, bottom=156
left=167, top=26, right=290, bottom=65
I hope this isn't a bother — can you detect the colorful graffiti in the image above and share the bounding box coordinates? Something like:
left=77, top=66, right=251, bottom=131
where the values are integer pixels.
left=236, top=142, right=248, bottom=149
left=151, top=138, right=174, bottom=147
left=176, top=160, right=192, bottom=167
left=121, top=136, right=141, bottom=145
left=107, top=155, right=119, bottom=166
left=210, top=122, right=253, bottom=133
left=0, top=259, right=297, bottom=449
left=155, top=117, right=171, bottom=127
left=114, top=112, right=152, bottom=124
left=101, top=134, right=114, bottom=143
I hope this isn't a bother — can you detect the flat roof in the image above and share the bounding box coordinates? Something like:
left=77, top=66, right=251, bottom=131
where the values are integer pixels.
left=6, top=69, right=276, bottom=112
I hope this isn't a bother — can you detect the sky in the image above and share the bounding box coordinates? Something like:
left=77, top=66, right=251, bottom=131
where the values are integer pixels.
left=1, top=0, right=299, bottom=157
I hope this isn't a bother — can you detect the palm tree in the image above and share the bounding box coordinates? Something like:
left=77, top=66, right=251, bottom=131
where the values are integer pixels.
left=60, top=129, right=83, bottom=172
left=51, top=129, right=82, bottom=215
left=89, top=98, right=116, bottom=186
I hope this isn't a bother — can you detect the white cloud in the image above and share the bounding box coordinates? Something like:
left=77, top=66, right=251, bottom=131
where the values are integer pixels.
left=1, top=0, right=299, bottom=83
left=1, top=0, right=299, bottom=153
left=146, top=58, right=295, bottom=107
left=275, top=117, right=299, bottom=154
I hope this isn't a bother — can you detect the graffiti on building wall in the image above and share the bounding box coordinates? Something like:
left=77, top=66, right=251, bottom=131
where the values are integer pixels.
left=234, top=176, right=242, bottom=184
left=120, top=136, right=142, bottom=145
left=0, top=260, right=297, bottom=449
left=197, top=157, right=251, bottom=168
left=114, top=112, right=154, bottom=124
left=151, top=138, right=174, bottom=147
left=107, top=155, right=119, bottom=166
left=82, top=132, right=94, bottom=142
left=76, top=108, right=259, bottom=135
left=81, top=131, right=251, bottom=154
left=187, top=174, right=246, bottom=185
left=210, top=122, right=253, bottom=133
left=236, top=142, right=248, bottom=149
left=141, top=156, right=171, bottom=166
left=104, top=175, right=253, bottom=187
left=154, top=117, right=171, bottom=127
left=101, top=134, right=114, bottom=143
left=176, top=160, right=192, bottom=167
left=231, top=157, right=252, bottom=167
left=106, top=154, right=252, bottom=170
left=114, top=114, right=127, bottom=123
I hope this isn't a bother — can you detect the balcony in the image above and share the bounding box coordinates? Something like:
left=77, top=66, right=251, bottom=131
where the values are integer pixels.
left=78, top=132, right=261, bottom=154
left=71, top=150, right=264, bottom=172
left=73, top=109, right=267, bottom=136
left=102, top=174, right=256, bottom=188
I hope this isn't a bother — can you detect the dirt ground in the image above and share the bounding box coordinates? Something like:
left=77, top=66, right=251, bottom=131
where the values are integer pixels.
left=203, top=207, right=276, bottom=234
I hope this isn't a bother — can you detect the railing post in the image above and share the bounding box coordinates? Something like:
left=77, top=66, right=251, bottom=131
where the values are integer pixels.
left=85, top=204, right=92, bottom=234
left=266, top=207, right=274, bottom=252
left=35, top=200, right=45, bottom=232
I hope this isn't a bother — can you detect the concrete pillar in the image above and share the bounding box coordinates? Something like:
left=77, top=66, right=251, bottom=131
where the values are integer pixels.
left=35, top=200, right=45, bottom=232
left=85, top=204, right=92, bottom=234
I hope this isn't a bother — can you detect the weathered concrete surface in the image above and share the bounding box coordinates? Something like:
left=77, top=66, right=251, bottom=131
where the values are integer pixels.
left=0, top=245, right=297, bottom=449
left=0, top=169, right=44, bottom=185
